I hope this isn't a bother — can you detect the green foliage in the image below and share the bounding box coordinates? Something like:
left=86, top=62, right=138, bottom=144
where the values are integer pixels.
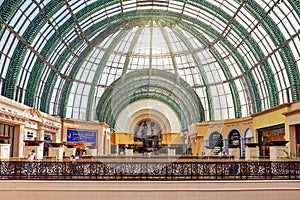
left=283, top=150, right=296, bottom=159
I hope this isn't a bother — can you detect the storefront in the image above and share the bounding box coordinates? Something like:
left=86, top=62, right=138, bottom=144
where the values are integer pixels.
left=252, top=103, right=290, bottom=158
left=0, top=96, right=61, bottom=159
left=194, top=117, right=253, bottom=157
left=0, top=124, right=14, bottom=157
left=283, top=100, right=300, bottom=157
left=257, top=124, right=285, bottom=157
left=62, top=119, right=110, bottom=157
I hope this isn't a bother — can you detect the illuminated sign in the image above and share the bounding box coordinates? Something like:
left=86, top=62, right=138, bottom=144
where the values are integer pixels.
left=67, top=130, right=96, bottom=142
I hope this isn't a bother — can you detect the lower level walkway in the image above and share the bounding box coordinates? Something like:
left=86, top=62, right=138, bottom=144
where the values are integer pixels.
left=0, top=180, right=299, bottom=200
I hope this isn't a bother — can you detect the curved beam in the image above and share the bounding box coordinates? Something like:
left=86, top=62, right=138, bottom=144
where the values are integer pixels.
left=56, top=8, right=274, bottom=117
left=98, top=86, right=189, bottom=129
left=0, top=0, right=23, bottom=35
left=100, top=74, right=201, bottom=121
left=240, top=0, right=300, bottom=101
left=157, top=20, right=180, bottom=81
left=171, top=26, right=215, bottom=120
left=96, top=70, right=204, bottom=129
left=85, top=28, right=133, bottom=120
left=109, top=91, right=188, bottom=129
left=3, top=0, right=64, bottom=100
left=1, top=1, right=287, bottom=118
left=172, top=24, right=242, bottom=118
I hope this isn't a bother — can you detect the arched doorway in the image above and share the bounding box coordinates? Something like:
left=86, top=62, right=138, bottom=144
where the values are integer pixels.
left=227, top=129, right=241, bottom=155
left=243, top=128, right=254, bottom=156
left=206, top=131, right=224, bottom=155
left=134, top=119, right=162, bottom=153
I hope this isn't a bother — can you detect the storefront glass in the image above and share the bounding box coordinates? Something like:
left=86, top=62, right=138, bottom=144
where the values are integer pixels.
left=0, top=124, right=14, bottom=156
left=258, top=124, right=285, bottom=157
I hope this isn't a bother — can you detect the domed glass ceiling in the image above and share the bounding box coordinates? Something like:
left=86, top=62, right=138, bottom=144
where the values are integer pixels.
left=0, top=0, right=300, bottom=129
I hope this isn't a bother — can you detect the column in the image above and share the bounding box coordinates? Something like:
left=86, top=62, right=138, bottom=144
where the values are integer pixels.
left=14, top=124, right=25, bottom=158
left=38, top=127, right=45, bottom=158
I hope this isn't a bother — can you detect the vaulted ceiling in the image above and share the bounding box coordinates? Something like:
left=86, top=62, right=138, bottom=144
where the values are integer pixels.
left=0, top=0, right=300, bottom=130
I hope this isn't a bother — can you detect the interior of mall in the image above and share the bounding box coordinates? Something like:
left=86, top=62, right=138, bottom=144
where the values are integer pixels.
left=1, top=0, right=300, bottom=199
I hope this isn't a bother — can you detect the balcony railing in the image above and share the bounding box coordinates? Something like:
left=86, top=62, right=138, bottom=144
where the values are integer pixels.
left=0, top=158, right=299, bottom=180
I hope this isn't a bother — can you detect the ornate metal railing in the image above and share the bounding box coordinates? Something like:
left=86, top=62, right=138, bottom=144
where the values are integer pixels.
left=0, top=158, right=299, bottom=180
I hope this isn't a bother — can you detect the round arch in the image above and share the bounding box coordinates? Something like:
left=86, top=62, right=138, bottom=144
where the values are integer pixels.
left=227, top=129, right=241, bottom=148
left=96, top=69, right=204, bottom=130
left=204, top=131, right=224, bottom=155
left=115, top=99, right=180, bottom=133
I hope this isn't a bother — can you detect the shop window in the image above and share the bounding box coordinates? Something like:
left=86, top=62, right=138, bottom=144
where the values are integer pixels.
left=0, top=123, right=15, bottom=157
left=258, top=124, right=285, bottom=157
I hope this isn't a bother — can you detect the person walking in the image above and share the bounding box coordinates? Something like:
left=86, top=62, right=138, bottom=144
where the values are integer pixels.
left=27, top=149, right=36, bottom=176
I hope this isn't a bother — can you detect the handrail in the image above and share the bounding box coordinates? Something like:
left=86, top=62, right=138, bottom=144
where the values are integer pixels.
left=0, top=159, right=299, bottom=181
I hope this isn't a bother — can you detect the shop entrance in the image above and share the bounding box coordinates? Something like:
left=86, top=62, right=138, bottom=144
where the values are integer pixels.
left=258, top=124, right=285, bottom=157
left=296, top=125, right=300, bottom=157
left=134, top=119, right=162, bottom=154
left=0, top=124, right=14, bottom=157
left=207, top=132, right=224, bottom=155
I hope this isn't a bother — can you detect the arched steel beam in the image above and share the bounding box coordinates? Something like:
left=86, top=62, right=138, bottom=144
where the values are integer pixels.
left=170, top=23, right=242, bottom=118
left=239, top=0, right=300, bottom=101
left=48, top=8, right=277, bottom=117
left=85, top=29, right=133, bottom=120
left=2, top=0, right=65, bottom=100
left=0, top=0, right=290, bottom=117
left=96, top=70, right=204, bottom=129
left=38, top=10, right=256, bottom=119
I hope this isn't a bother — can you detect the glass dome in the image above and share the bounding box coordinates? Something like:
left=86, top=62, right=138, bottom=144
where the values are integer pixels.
left=0, top=0, right=300, bottom=129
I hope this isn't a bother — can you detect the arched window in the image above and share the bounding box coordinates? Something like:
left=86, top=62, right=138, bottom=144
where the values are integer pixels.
left=228, top=129, right=241, bottom=148
left=244, top=128, right=254, bottom=144
left=209, top=132, right=223, bottom=148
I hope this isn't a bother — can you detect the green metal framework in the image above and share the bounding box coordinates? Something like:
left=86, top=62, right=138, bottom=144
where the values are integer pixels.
left=96, top=69, right=204, bottom=129
left=0, top=0, right=300, bottom=129
left=55, top=9, right=265, bottom=118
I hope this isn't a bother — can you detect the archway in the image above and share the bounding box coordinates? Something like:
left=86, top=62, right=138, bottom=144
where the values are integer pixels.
left=227, top=129, right=241, bottom=156
left=206, top=131, right=224, bottom=155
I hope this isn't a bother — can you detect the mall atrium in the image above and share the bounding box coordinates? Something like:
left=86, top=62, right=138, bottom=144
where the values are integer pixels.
left=0, top=0, right=300, bottom=157
left=0, top=0, right=300, bottom=199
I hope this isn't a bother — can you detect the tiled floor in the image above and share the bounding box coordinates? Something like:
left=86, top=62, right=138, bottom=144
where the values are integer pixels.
left=0, top=180, right=299, bottom=200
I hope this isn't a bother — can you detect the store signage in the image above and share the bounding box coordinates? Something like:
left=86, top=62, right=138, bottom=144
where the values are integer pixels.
left=67, top=130, right=96, bottom=142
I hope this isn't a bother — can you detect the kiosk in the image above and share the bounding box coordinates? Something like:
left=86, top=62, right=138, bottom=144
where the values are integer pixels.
left=268, top=141, right=289, bottom=160
left=245, top=143, right=259, bottom=160
left=48, top=143, right=65, bottom=159
left=24, top=140, right=43, bottom=159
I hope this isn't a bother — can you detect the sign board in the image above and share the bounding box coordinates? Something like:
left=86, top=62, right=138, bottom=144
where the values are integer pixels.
left=67, top=130, right=96, bottom=143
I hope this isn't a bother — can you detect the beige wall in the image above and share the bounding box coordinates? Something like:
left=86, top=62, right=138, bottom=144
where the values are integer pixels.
left=0, top=180, right=299, bottom=200
left=196, top=117, right=253, bottom=138
left=0, top=96, right=61, bottom=158
left=283, top=100, right=300, bottom=155
left=193, top=117, right=253, bottom=155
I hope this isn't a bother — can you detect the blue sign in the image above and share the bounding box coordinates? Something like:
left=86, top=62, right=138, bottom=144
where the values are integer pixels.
left=67, top=130, right=96, bottom=143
